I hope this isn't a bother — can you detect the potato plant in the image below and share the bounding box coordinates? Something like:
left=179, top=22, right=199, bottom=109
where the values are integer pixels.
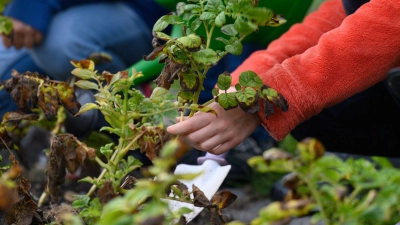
left=0, top=0, right=287, bottom=224
left=248, top=138, right=400, bottom=225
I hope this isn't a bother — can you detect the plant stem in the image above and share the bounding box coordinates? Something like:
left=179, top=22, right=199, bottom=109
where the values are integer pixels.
left=162, top=196, right=195, bottom=205
left=202, top=98, right=215, bottom=107
left=297, top=171, right=331, bottom=225
left=86, top=131, right=145, bottom=197
left=38, top=188, right=49, bottom=207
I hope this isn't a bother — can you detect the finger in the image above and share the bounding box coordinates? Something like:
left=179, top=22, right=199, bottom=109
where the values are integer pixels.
left=33, top=31, right=43, bottom=46
left=1, top=35, right=12, bottom=48
left=185, top=126, right=215, bottom=145
left=12, top=31, right=23, bottom=49
left=167, top=113, right=213, bottom=135
left=208, top=140, right=239, bottom=155
left=23, top=33, right=34, bottom=49
left=194, top=133, right=230, bottom=152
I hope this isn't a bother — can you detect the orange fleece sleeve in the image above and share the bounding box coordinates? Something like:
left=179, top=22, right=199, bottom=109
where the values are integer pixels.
left=231, top=0, right=400, bottom=140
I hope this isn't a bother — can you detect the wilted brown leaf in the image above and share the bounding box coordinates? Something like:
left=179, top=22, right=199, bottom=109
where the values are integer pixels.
left=46, top=134, right=89, bottom=203
left=210, top=190, right=237, bottom=210
left=3, top=70, right=81, bottom=120
left=102, top=71, right=114, bottom=85
left=70, top=59, right=94, bottom=71
left=138, top=127, right=171, bottom=161
left=143, top=44, right=166, bottom=61
left=238, top=92, right=260, bottom=114
left=154, top=59, right=183, bottom=90
left=263, top=99, right=275, bottom=119
left=88, top=52, right=112, bottom=65
left=0, top=183, right=16, bottom=211
left=97, top=181, right=117, bottom=204
left=192, top=184, right=213, bottom=208
left=5, top=176, right=42, bottom=225
left=54, top=83, right=81, bottom=116
left=0, top=129, right=14, bottom=149
left=2, top=111, right=39, bottom=123
left=4, top=70, right=42, bottom=112
left=263, top=148, right=293, bottom=164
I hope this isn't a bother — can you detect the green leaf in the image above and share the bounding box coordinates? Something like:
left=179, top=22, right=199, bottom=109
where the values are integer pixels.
left=239, top=71, right=263, bottom=88
left=192, top=49, right=219, bottom=66
left=0, top=16, right=12, bottom=35
left=99, top=126, right=122, bottom=137
left=155, top=31, right=172, bottom=41
left=262, top=87, right=278, bottom=98
left=200, top=12, right=216, bottom=21
left=191, top=17, right=202, bottom=31
left=215, top=11, right=226, bottom=27
left=160, top=140, right=179, bottom=158
left=247, top=156, right=270, bottom=173
left=75, top=103, right=98, bottom=116
left=234, top=17, right=256, bottom=36
left=176, top=2, right=186, bottom=16
left=100, top=143, right=114, bottom=160
left=184, top=4, right=202, bottom=12
left=235, top=87, right=256, bottom=105
left=78, top=176, right=96, bottom=184
left=71, top=68, right=96, bottom=80
left=181, top=72, right=199, bottom=91
left=72, top=195, right=90, bottom=209
left=153, top=16, right=169, bottom=32
left=162, top=15, right=183, bottom=25
left=205, top=0, right=223, bottom=12
left=176, top=34, right=202, bottom=49
left=212, top=88, right=219, bottom=96
left=150, top=87, right=169, bottom=99
left=245, top=7, right=273, bottom=26
left=235, top=83, right=242, bottom=91
left=215, top=37, right=229, bottom=45
left=221, top=24, right=238, bottom=36
left=216, top=93, right=238, bottom=110
left=225, top=37, right=243, bottom=55
left=217, top=72, right=232, bottom=91
left=74, top=80, right=99, bottom=90
left=178, top=207, right=193, bottom=215
left=236, top=88, right=260, bottom=114
left=175, top=171, right=202, bottom=180
left=178, top=90, right=194, bottom=103
left=372, top=156, right=394, bottom=168
left=268, top=14, right=287, bottom=27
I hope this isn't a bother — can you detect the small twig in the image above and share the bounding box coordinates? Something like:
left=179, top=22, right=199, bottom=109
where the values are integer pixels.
left=38, top=188, right=49, bottom=207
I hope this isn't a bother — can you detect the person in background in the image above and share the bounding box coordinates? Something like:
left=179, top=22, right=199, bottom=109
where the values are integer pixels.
left=128, top=0, right=314, bottom=183
left=0, top=0, right=169, bottom=122
left=167, top=0, right=400, bottom=158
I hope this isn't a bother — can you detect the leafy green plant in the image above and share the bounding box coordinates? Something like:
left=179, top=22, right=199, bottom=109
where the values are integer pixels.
left=0, top=0, right=12, bottom=35
left=248, top=138, right=400, bottom=225
left=0, top=0, right=288, bottom=224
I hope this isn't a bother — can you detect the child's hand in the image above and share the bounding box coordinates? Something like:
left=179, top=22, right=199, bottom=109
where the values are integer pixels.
left=2, top=18, right=43, bottom=49
left=167, top=102, right=262, bottom=155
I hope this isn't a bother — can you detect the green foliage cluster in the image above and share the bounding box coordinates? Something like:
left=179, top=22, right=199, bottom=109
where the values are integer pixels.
left=0, top=0, right=12, bottom=35
left=145, top=0, right=287, bottom=117
left=62, top=1, right=288, bottom=224
left=248, top=138, right=400, bottom=225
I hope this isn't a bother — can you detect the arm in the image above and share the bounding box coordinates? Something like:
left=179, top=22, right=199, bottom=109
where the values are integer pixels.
left=231, top=0, right=400, bottom=141
left=169, top=0, right=397, bottom=154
